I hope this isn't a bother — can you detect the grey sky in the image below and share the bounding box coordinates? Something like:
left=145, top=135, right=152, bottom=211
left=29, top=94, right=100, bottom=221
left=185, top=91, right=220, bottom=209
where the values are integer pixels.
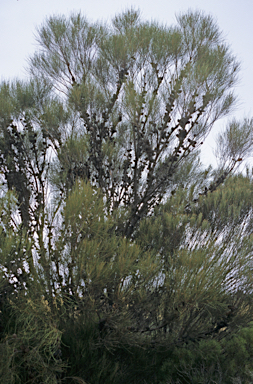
left=0, top=0, right=252, bottom=166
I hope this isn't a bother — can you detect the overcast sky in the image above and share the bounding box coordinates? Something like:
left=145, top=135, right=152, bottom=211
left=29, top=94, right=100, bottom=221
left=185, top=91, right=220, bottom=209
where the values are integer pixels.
left=0, top=0, right=252, bottom=166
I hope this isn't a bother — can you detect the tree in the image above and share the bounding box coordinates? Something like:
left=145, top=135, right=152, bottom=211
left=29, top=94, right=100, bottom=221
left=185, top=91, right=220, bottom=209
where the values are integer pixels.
left=1, top=8, right=253, bottom=384
left=29, top=8, right=246, bottom=238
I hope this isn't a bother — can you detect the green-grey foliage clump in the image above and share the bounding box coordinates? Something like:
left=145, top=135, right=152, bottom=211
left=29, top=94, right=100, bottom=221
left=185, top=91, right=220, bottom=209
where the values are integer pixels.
left=29, top=8, right=241, bottom=238
left=0, top=8, right=253, bottom=384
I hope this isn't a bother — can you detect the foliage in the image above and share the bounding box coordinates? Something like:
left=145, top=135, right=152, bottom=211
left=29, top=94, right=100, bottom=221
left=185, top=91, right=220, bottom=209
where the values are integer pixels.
left=29, top=8, right=241, bottom=238
left=0, top=297, right=64, bottom=384
left=0, top=8, right=253, bottom=384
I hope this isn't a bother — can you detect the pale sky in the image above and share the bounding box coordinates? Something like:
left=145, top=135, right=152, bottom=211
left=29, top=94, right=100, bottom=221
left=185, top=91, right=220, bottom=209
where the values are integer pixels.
left=0, top=0, right=252, bottom=166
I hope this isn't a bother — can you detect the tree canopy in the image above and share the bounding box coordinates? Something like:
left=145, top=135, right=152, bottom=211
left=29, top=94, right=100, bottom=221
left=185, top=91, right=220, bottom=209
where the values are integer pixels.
left=1, top=8, right=253, bottom=384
